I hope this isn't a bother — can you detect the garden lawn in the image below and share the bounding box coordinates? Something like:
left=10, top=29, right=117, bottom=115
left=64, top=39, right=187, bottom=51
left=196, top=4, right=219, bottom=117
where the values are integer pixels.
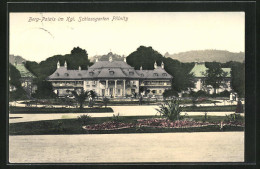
left=9, top=115, right=244, bottom=135
left=9, top=107, right=113, bottom=114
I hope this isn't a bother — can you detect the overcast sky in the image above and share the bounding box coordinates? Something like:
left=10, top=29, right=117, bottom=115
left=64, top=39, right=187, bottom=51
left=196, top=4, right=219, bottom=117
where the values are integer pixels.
left=10, top=12, right=245, bottom=62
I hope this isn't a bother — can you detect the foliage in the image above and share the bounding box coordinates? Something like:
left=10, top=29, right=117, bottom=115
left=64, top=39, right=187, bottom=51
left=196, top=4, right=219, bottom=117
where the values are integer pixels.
left=156, top=100, right=182, bottom=121
left=32, top=80, right=57, bottom=99
left=203, top=62, right=228, bottom=94
left=77, top=114, right=92, bottom=125
left=230, top=62, right=245, bottom=97
left=9, top=63, right=21, bottom=87
left=9, top=87, right=28, bottom=101
left=111, top=113, right=123, bottom=124
left=25, top=47, right=91, bottom=80
left=126, top=46, right=195, bottom=92
left=235, top=100, right=244, bottom=113
left=71, top=89, right=89, bottom=109
left=103, top=97, right=110, bottom=108
left=225, top=113, right=243, bottom=123
left=163, top=89, right=179, bottom=98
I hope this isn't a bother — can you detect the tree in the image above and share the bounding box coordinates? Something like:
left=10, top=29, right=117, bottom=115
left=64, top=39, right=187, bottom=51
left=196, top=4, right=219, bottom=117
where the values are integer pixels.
left=32, top=80, right=57, bottom=99
left=25, top=47, right=91, bottom=80
left=203, top=62, right=227, bottom=94
left=71, top=89, right=89, bottom=109
left=9, top=64, right=28, bottom=101
left=9, top=63, right=21, bottom=87
left=127, top=46, right=195, bottom=93
left=231, top=62, right=245, bottom=98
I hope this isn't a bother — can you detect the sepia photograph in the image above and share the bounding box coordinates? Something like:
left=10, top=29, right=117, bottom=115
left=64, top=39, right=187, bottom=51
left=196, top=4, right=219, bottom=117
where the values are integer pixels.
left=8, top=11, right=247, bottom=163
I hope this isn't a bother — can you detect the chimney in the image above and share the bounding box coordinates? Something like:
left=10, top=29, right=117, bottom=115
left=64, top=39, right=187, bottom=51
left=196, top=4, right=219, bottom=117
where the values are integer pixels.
left=161, top=61, right=164, bottom=69
left=95, top=58, right=99, bottom=62
left=57, top=61, right=60, bottom=69
left=78, top=66, right=81, bottom=71
left=124, top=57, right=126, bottom=62
left=140, top=66, right=143, bottom=70
left=64, top=60, right=67, bottom=68
left=154, top=61, right=157, bottom=69
left=109, top=56, right=113, bottom=62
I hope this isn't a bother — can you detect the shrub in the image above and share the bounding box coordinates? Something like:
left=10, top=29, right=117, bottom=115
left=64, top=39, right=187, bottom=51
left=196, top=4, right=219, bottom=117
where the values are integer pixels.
left=156, top=99, right=182, bottom=121
left=103, top=97, right=109, bottom=108
left=225, top=113, right=243, bottom=123
left=77, top=114, right=92, bottom=125
left=163, top=89, right=179, bottom=98
left=111, top=113, right=123, bottom=124
left=235, top=100, right=243, bottom=113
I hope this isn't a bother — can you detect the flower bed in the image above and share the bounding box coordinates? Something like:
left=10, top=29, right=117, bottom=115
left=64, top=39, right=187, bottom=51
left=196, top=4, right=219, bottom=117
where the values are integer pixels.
left=83, top=118, right=244, bottom=131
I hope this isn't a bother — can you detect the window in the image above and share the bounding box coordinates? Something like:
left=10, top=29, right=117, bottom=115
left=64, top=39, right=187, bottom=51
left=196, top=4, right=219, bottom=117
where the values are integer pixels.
left=93, top=81, right=96, bottom=84
left=65, top=73, right=69, bottom=76
left=153, top=73, right=158, bottom=77
left=129, top=72, right=134, bottom=76
left=159, top=90, right=162, bottom=93
left=141, top=73, right=144, bottom=77
left=56, top=73, right=59, bottom=76
left=162, top=73, right=167, bottom=76
left=109, top=71, right=114, bottom=75
left=89, top=72, right=94, bottom=76
left=78, top=73, right=82, bottom=76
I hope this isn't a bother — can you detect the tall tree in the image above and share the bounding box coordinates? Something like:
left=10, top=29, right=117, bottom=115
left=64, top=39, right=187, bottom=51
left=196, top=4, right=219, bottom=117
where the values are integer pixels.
left=127, top=46, right=194, bottom=92
left=231, top=62, right=245, bottom=97
left=203, top=62, right=227, bottom=94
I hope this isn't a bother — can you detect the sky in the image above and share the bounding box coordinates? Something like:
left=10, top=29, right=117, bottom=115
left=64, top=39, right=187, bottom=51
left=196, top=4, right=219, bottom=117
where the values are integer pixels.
left=9, top=12, right=245, bottom=62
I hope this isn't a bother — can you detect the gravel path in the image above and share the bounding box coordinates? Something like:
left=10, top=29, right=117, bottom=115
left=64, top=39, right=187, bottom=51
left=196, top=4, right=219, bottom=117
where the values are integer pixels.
left=9, top=132, right=244, bottom=163
left=9, top=105, right=243, bottom=123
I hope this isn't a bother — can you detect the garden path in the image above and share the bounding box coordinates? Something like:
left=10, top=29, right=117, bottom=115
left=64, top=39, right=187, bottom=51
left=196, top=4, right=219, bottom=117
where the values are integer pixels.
left=9, top=132, right=244, bottom=163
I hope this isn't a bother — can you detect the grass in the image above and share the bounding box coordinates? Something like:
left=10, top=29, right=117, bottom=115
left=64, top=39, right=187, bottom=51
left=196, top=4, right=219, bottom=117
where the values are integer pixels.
left=181, top=105, right=242, bottom=112
left=20, top=98, right=220, bottom=106
left=9, top=115, right=244, bottom=135
left=9, top=106, right=113, bottom=114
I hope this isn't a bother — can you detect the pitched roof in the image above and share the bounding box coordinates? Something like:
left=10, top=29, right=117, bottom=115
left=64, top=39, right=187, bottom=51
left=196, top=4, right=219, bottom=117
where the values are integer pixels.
left=14, top=64, right=36, bottom=78
left=190, top=63, right=231, bottom=78
left=136, top=67, right=172, bottom=79
left=89, top=61, right=132, bottom=69
left=48, top=67, right=88, bottom=80
left=48, top=60, right=173, bottom=80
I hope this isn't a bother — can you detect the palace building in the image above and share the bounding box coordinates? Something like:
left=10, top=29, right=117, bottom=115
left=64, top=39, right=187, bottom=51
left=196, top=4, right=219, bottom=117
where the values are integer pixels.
left=190, top=62, right=232, bottom=94
left=47, top=56, right=172, bottom=97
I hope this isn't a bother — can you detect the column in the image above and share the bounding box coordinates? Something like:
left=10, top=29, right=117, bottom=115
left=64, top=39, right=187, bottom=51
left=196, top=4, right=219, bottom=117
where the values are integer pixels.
left=98, top=80, right=100, bottom=96
left=106, top=80, right=108, bottom=96
left=123, top=80, right=126, bottom=97
left=114, top=80, right=117, bottom=97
